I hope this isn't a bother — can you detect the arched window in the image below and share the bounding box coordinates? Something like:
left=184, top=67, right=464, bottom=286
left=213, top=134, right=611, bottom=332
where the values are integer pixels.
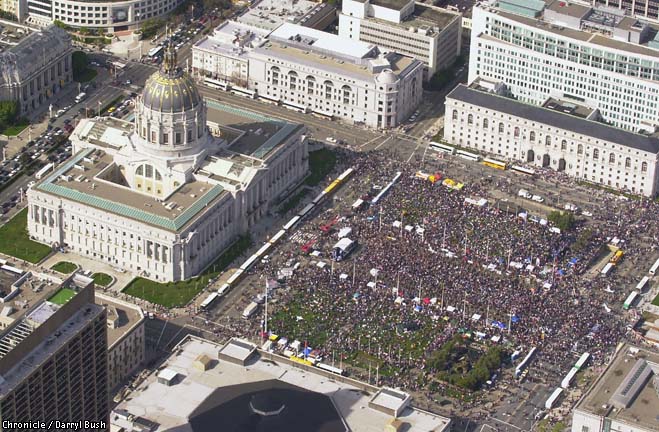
left=136, top=165, right=143, bottom=176
left=609, top=153, right=615, bottom=163
left=135, top=164, right=162, bottom=182
left=324, top=80, right=333, bottom=100
left=625, top=157, right=631, bottom=168
left=271, top=66, right=280, bottom=84
left=483, top=119, right=488, bottom=129
left=593, top=149, right=599, bottom=160
left=452, top=110, right=458, bottom=121
left=342, top=85, right=352, bottom=104
left=577, top=144, right=583, bottom=155
left=545, top=136, right=551, bottom=146
left=514, top=127, right=519, bottom=137
left=642, top=161, right=648, bottom=172
left=306, top=76, right=315, bottom=95
left=288, top=71, right=298, bottom=90
left=467, top=114, right=473, bottom=125
left=498, top=123, right=504, bottom=133
left=561, top=140, right=567, bottom=150
left=530, top=131, right=535, bottom=142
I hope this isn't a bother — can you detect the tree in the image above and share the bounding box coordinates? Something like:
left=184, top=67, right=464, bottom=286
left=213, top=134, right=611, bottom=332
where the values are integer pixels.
left=140, top=18, right=165, bottom=40
left=548, top=211, right=576, bottom=232
left=0, top=100, right=18, bottom=131
left=71, top=51, right=89, bottom=81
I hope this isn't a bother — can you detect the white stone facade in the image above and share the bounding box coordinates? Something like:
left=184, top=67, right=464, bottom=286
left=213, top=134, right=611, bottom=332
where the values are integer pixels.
left=469, top=2, right=659, bottom=133
left=444, top=84, right=659, bottom=197
left=339, top=0, right=462, bottom=80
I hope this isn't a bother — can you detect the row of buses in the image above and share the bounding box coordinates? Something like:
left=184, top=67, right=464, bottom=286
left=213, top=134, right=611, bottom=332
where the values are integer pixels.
left=199, top=168, right=354, bottom=311
left=622, top=257, right=657, bottom=311
left=428, top=142, right=536, bottom=175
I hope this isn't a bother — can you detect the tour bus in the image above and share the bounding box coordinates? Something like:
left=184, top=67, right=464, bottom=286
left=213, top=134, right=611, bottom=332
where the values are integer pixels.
left=242, top=301, right=259, bottom=319
left=429, top=141, right=455, bottom=154
left=317, top=363, right=346, bottom=376
left=200, top=292, right=219, bottom=311
left=456, top=149, right=481, bottom=162
left=204, top=77, right=229, bottom=91
left=636, top=276, right=650, bottom=292
left=601, top=262, right=614, bottom=276
left=332, top=238, right=357, bottom=261
left=623, top=291, right=639, bottom=310
left=649, top=257, right=659, bottom=275
left=511, top=165, right=535, bottom=175
left=545, top=388, right=563, bottom=410
left=482, top=157, right=508, bottom=170
left=148, top=46, right=164, bottom=58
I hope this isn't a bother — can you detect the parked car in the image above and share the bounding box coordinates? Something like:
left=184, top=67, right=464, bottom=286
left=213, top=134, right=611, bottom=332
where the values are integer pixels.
left=531, top=195, right=544, bottom=203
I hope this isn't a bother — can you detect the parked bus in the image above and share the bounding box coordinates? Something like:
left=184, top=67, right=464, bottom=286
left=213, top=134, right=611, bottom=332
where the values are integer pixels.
left=332, top=238, right=357, bottom=261
left=317, top=363, right=346, bottom=376
left=601, top=262, right=614, bottom=276
left=242, top=301, right=259, bottom=319
left=574, top=352, right=590, bottom=370
left=429, top=141, right=455, bottom=154
left=312, top=110, right=333, bottom=121
left=204, top=77, right=229, bottom=91
left=545, top=387, right=563, bottom=410
left=623, top=291, right=639, bottom=310
left=636, top=276, right=650, bottom=292
left=200, top=292, right=219, bottom=311
left=74, top=92, right=87, bottom=103
left=282, top=101, right=309, bottom=113
left=456, top=149, right=481, bottom=162
left=610, top=250, right=624, bottom=265
left=231, top=86, right=256, bottom=99
left=511, top=165, right=535, bottom=175
left=148, top=46, right=164, bottom=58
left=35, top=163, right=54, bottom=180
left=649, top=257, right=659, bottom=275
left=482, top=157, right=508, bottom=170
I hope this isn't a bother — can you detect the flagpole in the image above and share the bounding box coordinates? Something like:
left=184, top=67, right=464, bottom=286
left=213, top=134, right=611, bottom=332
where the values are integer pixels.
left=264, top=278, right=268, bottom=339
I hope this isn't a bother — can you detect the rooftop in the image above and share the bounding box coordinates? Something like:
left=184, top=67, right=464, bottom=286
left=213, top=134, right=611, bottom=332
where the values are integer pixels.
left=113, top=336, right=452, bottom=432
left=370, top=0, right=413, bottom=10
left=0, top=267, right=59, bottom=330
left=236, top=0, right=334, bottom=31
left=542, top=97, right=597, bottom=119
left=96, top=293, right=144, bottom=348
left=447, top=84, right=659, bottom=154
left=575, top=344, right=659, bottom=431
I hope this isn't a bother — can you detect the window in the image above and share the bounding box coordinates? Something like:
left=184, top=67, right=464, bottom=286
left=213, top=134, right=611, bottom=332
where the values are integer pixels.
left=514, top=127, right=519, bottom=137
left=498, top=123, right=504, bottom=133
left=593, top=149, right=599, bottom=160
left=187, top=129, right=192, bottom=142
left=545, top=136, right=551, bottom=146
left=306, top=76, right=315, bottom=95
left=162, top=133, right=168, bottom=144
left=467, top=114, right=473, bottom=125
left=530, top=131, right=535, bottom=141
left=452, top=110, right=458, bottom=121
left=609, top=153, right=615, bottom=163
left=175, top=132, right=181, bottom=145
left=289, top=71, right=297, bottom=90
left=642, top=161, right=648, bottom=172
left=483, top=118, right=488, bottom=129
left=324, top=80, right=333, bottom=100
left=561, top=140, right=567, bottom=150
left=577, top=144, right=583, bottom=154
left=625, top=157, right=631, bottom=168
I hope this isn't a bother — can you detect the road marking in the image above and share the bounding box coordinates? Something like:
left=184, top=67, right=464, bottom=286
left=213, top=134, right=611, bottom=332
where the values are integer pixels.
left=358, top=135, right=386, bottom=150
left=405, top=140, right=423, bottom=163
left=373, top=135, right=393, bottom=151
left=486, top=415, right=523, bottom=431
left=155, top=319, right=169, bottom=347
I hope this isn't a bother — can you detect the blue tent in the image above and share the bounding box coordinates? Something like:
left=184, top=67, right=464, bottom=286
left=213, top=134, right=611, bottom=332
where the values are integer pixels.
left=491, top=320, right=507, bottom=329
left=414, top=305, right=423, bottom=312
left=557, top=269, right=566, bottom=276
left=511, top=315, right=520, bottom=323
left=353, top=293, right=361, bottom=299
left=303, top=347, right=312, bottom=356
left=568, top=257, right=579, bottom=266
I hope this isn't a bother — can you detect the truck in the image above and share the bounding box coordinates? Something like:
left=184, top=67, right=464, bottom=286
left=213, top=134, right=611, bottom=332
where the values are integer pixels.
left=35, top=163, right=54, bottom=180
left=75, top=92, right=86, bottom=103
left=242, top=301, right=259, bottom=319
left=518, top=189, right=532, bottom=199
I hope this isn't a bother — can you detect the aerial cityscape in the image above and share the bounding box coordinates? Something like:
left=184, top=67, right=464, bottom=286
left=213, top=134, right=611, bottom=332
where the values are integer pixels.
left=0, top=0, right=657, bottom=430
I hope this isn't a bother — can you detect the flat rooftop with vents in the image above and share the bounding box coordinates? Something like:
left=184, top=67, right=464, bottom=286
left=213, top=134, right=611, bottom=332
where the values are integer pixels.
left=572, top=344, right=659, bottom=432
left=236, top=0, right=336, bottom=31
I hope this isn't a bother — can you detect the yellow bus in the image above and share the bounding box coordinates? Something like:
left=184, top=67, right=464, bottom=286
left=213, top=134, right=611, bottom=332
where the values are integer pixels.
left=482, top=157, right=508, bottom=170
left=610, top=250, right=624, bottom=265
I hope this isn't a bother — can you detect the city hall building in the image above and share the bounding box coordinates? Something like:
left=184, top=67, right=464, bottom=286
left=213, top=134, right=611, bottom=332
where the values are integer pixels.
left=27, top=45, right=308, bottom=282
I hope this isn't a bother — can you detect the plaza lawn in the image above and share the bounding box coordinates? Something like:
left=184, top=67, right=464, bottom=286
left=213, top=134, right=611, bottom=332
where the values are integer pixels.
left=0, top=209, right=51, bottom=263
left=74, top=68, right=97, bottom=83
left=51, top=261, right=78, bottom=274
left=305, top=149, right=337, bottom=187
left=92, top=272, right=113, bottom=287
left=2, top=119, right=29, bottom=136
left=123, top=235, right=252, bottom=308
left=48, top=287, right=76, bottom=305
left=653, top=292, right=659, bottom=306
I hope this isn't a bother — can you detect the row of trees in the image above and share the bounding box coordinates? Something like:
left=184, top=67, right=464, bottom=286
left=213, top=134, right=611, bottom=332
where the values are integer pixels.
left=548, top=210, right=576, bottom=232
left=0, top=100, right=21, bottom=133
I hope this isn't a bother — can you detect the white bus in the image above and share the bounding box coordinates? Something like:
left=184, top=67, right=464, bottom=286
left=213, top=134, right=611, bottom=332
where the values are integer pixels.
left=561, top=367, right=578, bottom=389
left=200, top=292, right=219, bottom=311
left=649, top=257, right=659, bottom=275
left=231, top=86, right=256, bottom=99
left=332, top=238, right=357, bottom=261
left=35, top=163, right=54, bottom=180
left=636, top=276, right=650, bottom=292
left=574, top=352, right=590, bottom=370
left=148, top=46, right=164, bottom=58
left=456, top=149, right=481, bottom=162
left=601, top=262, right=614, bottom=276
left=511, top=165, right=535, bottom=175
left=429, top=141, right=455, bottom=154
left=545, top=387, right=563, bottom=410
left=623, top=291, right=639, bottom=310
left=242, top=301, right=259, bottom=319
left=317, top=363, right=346, bottom=376
left=204, top=77, right=229, bottom=91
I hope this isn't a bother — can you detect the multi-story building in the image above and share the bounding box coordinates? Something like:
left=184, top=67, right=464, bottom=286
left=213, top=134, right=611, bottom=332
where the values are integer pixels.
left=0, top=274, right=109, bottom=428
left=0, top=0, right=27, bottom=21
left=0, top=24, right=72, bottom=115
left=193, top=22, right=424, bottom=129
left=571, top=344, right=659, bottom=432
left=470, top=0, right=659, bottom=133
left=96, top=294, right=145, bottom=391
left=593, top=0, right=659, bottom=21
left=235, top=0, right=337, bottom=32
left=27, top=44, right=308, bottom=282
left=339, top=0, right=462, bottom=80
left=24, top=0, right=184, bottom=32
left=444, top=80, right=659, bottom=196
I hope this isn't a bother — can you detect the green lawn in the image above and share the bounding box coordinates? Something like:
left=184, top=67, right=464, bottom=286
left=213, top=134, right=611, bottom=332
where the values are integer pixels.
left=51, top=261, right=78, bottom=274
left=123, top=235, right=253, bottom=308
left=2, top=120, right=29, bottom=136
left=305, top=149, right=337, bottom=187
left=653, top=292, right=659, bottom=306
left=92, top=272, right=113, bottom=287
left=0, top=209, right=51, bottom=263
left=48, top=287, right=76, bottom=305
left=74, top=68, right=97, bottom=83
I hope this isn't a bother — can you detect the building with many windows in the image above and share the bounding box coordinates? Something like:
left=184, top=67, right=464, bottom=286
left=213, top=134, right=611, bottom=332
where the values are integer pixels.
left=339, top=0, right=462, bottom=80
left=444, top=80, right=659, bottom=196
left=27, top=45, right=308, bottom=282
left=593, top=0, right=659, bottom=21
left=0, top=24, right=72, bottom=115
left=193, top=22, right=424, bottom=129
left=0, top=274, right=109, bottom=428
left=571, top=344, right=659, bottom=432
left=469, top=0, right=659, bottom=133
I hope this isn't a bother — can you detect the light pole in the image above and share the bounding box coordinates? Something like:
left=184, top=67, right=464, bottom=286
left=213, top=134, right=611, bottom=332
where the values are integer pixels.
left=97, top=100, right=102, bottom=117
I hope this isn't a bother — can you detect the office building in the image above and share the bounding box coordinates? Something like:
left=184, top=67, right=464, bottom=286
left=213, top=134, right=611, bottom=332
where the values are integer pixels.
left=444, top=80, right=659, bottom=196
left=236, top=0, right=337, bottom=32
left=593, top=0, right=659, bottom=21
left=470, top=0, right=659, bottom=132
left=96, top=293, right=145, bottom=391
left=0, top=0, right=27, bottom=21
left=0, top=274, right=108, bottom=428
left=339, top=0, right=462, bottom=80
left=571, top=344, right=659, bottom=432
left=27, top=44, right=308, bottom=282
left=193, top=22, right=424, bottom=129
left=0, top=24, right=72, bottom=115
left=111, top=335, right=452, bottom=432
